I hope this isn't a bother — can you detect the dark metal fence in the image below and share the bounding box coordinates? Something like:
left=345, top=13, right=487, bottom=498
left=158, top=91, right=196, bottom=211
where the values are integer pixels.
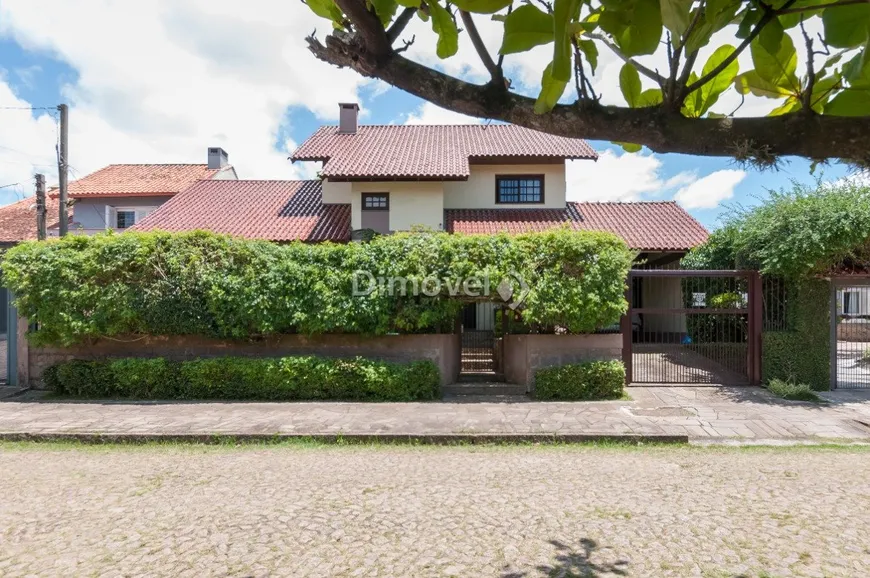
left=831, top=279, right=870, bottom=389
left=623, top=270, right=761, bottom=385
left=460, top=303, right=500, bottom=374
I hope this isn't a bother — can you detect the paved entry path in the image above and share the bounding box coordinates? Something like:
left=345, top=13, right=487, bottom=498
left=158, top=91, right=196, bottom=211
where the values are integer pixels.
left=1, top=444, right=869, bottom=577
left=2, top=387, right=870, bottom=442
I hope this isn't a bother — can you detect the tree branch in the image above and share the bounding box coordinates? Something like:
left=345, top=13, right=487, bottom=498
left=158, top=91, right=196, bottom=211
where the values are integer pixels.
left=459, top=11, right=502, bottom=81
left=306, top=31, right=870, bottom=162
left=387, top=7, right=416, bottom=43
left=800, top=19, right=816, bottom=113
left=587, top=33, right=666, bottom=86
left=775, top=0, right=870, bottom=14
left=333, top=0, right=393, bottom=58
left=684, top=0, right=797, bottom=96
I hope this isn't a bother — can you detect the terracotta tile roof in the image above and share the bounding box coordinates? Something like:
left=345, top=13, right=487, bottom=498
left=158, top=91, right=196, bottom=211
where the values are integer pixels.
left=56, top=164, right=233, bottom=198
left=291, top=125, right=597, bottom=180
left=132, top=180, right=350, bottom=242
left=444, top=202, right=709, bottom=251
left=0, top=195, right=63, bottom=243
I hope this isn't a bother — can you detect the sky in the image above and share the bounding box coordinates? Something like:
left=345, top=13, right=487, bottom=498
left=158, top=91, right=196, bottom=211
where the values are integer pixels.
left=0, top=0, right=854, bottom=231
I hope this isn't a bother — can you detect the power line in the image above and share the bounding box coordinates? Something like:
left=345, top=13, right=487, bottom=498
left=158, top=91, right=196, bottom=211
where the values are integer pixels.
left=0, top=106, right=58, bottom=111
left=0, top=182, right=21, bottom=190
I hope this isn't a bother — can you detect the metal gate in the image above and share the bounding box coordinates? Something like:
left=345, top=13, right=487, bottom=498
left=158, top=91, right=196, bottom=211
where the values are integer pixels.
left=831, top=279, right=870, bottom=389
left=460, top=303, right=502, bottom=375
left=622, top=270, right=761, bottom=385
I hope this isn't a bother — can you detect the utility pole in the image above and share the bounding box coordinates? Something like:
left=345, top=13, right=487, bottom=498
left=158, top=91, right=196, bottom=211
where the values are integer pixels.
left=35, top=174, right=47, bottom=241
left=57, top=103, right=69, bottom=237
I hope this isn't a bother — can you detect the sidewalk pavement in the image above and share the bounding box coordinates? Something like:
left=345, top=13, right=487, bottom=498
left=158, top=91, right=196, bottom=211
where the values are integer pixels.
left=1, top=386, right=870, bottom=443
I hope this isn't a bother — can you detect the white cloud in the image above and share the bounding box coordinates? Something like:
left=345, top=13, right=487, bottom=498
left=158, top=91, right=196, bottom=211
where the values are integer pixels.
left=673, top=169, right=747, bottom=209
left=404, top=102, right=482, bottom=125
left=0, top=79, right=60, bottom=203
left=0, top=0, right=373, bottom=191
left=566, top=150, right=697, bottom=202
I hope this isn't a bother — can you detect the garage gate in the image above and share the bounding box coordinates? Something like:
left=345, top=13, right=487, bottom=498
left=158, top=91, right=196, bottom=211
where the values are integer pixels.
left=622, top=270, right=762, bottom=385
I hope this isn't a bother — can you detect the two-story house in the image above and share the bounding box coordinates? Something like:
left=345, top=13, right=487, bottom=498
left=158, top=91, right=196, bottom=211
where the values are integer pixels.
left=52, top=148, right=238, bottom=235
left=132, top=104, right=708, bottom=374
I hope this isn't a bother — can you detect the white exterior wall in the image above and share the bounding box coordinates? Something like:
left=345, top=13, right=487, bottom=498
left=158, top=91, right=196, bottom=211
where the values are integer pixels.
left=641, top=276, right=687, bottom=333
left=325, top=162, right=567, bottom=233
left=442, top=163, right=566, bottom=209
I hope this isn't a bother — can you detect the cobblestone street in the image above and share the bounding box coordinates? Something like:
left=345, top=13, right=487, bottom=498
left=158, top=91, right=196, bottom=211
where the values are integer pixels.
left=1, top=444, right=869, bottom=577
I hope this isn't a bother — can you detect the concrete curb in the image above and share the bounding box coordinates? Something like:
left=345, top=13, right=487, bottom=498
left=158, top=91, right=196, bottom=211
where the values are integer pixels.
left=0, top=432, right=690, bottom=445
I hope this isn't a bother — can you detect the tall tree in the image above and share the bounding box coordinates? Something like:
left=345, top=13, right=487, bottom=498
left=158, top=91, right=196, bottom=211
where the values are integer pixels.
left=303, top=0, right=870, bottom=166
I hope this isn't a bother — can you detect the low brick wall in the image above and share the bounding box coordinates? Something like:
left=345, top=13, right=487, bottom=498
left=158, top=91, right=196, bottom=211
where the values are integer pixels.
left=838, top=321, right=870, bottom=342
left=503, top=334, right=623, bottom=392
left=27, top=333, right=462, bottom=389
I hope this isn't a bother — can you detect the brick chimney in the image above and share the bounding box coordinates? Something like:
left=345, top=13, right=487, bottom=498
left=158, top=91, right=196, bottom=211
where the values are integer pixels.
left=338, top=103, right=360, bottom=134
left=207, top=147, right=229, bottom=170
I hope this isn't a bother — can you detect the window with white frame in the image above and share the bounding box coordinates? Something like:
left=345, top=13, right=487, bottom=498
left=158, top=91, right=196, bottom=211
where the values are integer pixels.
left=106, top=206, right=157, bottom=230
left=843, top=291, right=860, bottom=315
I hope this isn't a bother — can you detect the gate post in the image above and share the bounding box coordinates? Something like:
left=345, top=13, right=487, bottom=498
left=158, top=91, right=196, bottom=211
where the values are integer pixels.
left=621, top=274, right=633, bottom=384
left=748, top=271, right=763, bottom=385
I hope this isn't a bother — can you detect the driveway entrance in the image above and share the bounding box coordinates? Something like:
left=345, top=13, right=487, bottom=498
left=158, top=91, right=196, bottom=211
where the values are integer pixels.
left=623, top=270, right=761, bottom=385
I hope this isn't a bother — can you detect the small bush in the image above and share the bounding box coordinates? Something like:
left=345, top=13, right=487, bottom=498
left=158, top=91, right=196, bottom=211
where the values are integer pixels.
left=534, top=360, right=625, bottom=401
left=767, top=378, right=821, bottom=402
left=48, top=356, right=441, bottom=401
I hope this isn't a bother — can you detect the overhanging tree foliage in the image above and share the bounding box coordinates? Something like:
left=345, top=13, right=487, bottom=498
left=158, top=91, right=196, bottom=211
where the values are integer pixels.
left=303, top=0, right=870, bottom=165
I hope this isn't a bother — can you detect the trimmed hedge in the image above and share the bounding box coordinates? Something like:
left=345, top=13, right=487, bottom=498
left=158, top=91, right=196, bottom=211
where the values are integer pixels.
left=1, top=229, right=633, bottom=346
left=761, top=279, right=830, bottom=390
left=534, top=360, right=625, bottom=401
left=46, top=356, right=441, bottom=401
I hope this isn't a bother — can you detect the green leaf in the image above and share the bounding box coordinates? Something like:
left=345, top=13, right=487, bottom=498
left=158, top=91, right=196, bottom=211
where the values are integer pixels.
left=809, top=74, right=842, bottom=112
left=535, top=61, right=569, bottom=114
left=576, top=39, right=599, bottom=74
left=681, top=72, right=703, bottom=117
left=843, top=49, right=870, bottom=88
left=750, top=19, right=799, bottom=95
left=660, top=0, right=692, bottom=41
left=778, top=0, right=825, bottom=29
left=499, top=5, right=554, bottom=54
left=638, top=88, right=663, bottom=107
left=598, top=0, right=662, bottom=57
left=553, top=0, right=581, bottom=82
left=305, top=0, right=344, bottom=24
left=694, top=44, right=739, bottom=117
left=451, top=0, right=512, bottom=14
left=429, top=0, right=459, bottom=59
left=822, top=4, right=870, bottom=49
left=684, top=0, right=740, bottom=54
left=396, top=0, right=421, bottom=6
left=370, top=0, right=398, bottom=27
left=734, top=70, right=793, bottom=99
left=614, top=142, right=643, bottom=153
left=619, top=63, right=642, bottom=107
left=769, top=96, right=801, bottom=116
left=825, top=90, right=870, bottom=116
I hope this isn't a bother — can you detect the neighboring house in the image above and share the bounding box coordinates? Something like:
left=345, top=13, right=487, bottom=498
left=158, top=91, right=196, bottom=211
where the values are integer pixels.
left=0, top=195, right=65, bottom=340
left=51, top=148, right=237, bottom=235
left=0, top=195, right=62, bottom=248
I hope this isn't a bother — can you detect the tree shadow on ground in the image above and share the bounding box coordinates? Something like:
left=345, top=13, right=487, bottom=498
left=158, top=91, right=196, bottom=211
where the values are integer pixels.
left=500, top=538, right=628, bottom=578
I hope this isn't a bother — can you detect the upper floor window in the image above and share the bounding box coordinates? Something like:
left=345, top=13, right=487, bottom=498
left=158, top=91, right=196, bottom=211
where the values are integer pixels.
left=117, top=210, right=136, bottom=229
left=107, top=206, right=157, bottom=230
left=362, top=193, right=389, bottom=210
left=496, top=175, right=544, bottom=204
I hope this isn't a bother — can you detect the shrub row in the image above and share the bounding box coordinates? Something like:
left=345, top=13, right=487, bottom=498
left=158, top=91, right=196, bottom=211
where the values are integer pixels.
left=1, top=229, right=633, bottom=346
left=534, top=360, right=626, bottom=401
left=44, top=356, right=441, bottom=401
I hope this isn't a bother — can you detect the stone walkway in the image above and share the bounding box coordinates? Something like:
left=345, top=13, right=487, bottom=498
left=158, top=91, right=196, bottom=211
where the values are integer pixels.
left=2, top=444, right=870, bottom=577
left=2, top=386, right=870, bottom=442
